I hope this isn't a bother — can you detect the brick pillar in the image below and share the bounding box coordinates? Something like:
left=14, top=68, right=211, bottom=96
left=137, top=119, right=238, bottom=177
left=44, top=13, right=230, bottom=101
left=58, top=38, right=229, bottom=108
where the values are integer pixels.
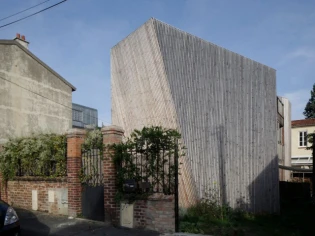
left=101, top=125, right=124, bottom=224
left=0, top=144, right=7, bottom=202
left=66, top=128, right=86, bottom=217
left=0, top=174, right=8, bottom=202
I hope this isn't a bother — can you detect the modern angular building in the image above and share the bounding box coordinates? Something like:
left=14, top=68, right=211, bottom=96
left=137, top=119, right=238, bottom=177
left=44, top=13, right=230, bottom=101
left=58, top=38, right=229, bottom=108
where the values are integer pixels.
left=111, top=18, right=280, bottom=213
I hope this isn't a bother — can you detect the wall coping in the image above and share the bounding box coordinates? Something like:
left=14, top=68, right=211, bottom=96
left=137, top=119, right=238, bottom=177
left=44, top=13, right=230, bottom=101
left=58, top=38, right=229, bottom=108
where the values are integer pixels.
left=11, top=176, right=67, bottom=182
left=66, top=128, right=87, bottom=138
left=101, top=125, right=124, bottom=134
left=147, top=193, right=174, bottom=201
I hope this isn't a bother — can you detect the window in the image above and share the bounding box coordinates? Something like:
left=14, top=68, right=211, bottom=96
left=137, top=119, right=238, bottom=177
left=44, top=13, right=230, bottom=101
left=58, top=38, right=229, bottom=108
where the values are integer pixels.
left=72, top=109, right=83, bottom=122
left=299, top=131, right=307, bottom=147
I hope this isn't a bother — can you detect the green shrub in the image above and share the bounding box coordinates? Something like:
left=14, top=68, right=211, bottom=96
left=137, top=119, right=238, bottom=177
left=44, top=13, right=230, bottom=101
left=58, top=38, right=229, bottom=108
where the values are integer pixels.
left=180, top=188, right=252, bottom=235
left=110, top=126, right=183, bottom=202
left=0, top=133, right=66, bottom=181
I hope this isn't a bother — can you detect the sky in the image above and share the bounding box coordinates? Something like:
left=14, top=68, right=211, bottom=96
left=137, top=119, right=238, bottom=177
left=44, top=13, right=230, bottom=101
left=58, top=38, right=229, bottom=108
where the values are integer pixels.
left=0, top=0, right=314, bottom=125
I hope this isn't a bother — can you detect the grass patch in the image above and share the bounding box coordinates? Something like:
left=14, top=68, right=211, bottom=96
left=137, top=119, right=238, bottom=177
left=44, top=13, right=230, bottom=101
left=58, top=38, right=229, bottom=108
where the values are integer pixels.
left=180, top=198, right=315, bottom=236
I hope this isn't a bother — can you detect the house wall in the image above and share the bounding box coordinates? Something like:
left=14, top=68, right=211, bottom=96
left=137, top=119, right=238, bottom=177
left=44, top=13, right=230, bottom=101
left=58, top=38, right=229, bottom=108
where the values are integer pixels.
left=0, top=44, right=72, bottom=144
left=111, top=18, right=279, bottom=213
left=292, top=125, right=315, bottom=157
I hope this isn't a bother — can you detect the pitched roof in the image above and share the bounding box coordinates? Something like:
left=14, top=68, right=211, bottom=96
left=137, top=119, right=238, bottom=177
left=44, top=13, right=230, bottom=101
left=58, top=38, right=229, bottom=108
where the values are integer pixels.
left=291, top=119, right=315, bottom=128
left=0, top=40, right=76, bottom=91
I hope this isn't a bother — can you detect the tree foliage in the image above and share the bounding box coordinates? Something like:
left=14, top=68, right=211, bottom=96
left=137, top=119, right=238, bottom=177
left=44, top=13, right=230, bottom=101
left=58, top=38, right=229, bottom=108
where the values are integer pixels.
left=0, top=133, right=67, bottom=181
left=304, top=84, right=315, bottom=151
left=79, top=129, right=104, bottom=185
left=303, top=83, right=315, bottom=119
left=81, top=128, right=104, bottom=154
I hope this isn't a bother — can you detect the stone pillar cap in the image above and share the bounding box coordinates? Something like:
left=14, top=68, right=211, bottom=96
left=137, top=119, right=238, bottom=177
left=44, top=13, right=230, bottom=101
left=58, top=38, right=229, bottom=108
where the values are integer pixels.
left=101, top=125, right=124, bottom=133
left=66, top=128, right=87, bottom=137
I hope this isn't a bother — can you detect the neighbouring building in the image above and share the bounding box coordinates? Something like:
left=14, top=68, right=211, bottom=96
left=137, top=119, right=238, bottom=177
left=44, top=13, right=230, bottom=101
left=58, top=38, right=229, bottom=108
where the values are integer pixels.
left=277, top=97, right=292, bottom=181
left=0, top=34, right=76, bottom=144
left=111, top=18, right=280, bottom=213
left=72, top=103, right=98, bottom=128
left=291, top=119, right=315, bottom=179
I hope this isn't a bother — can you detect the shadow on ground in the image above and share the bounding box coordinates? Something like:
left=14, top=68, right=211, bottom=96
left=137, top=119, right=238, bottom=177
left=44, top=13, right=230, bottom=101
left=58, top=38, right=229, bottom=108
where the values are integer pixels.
left=16, top=208, right=160, bottom=236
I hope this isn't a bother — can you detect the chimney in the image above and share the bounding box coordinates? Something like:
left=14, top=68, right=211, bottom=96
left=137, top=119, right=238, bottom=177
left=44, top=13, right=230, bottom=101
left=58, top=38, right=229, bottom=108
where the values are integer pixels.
left=14, top=33, right=29, bottom=49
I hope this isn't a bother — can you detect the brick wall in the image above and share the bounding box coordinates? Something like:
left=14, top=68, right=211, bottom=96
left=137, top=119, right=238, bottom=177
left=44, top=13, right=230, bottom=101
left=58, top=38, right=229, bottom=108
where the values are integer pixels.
left=134, top=200, right=147, bottom=228
left=120, top=194, right=175, bottom=233
left=102, top=125, right=124, bottom=224
left=66, top=128, right=86, bottom=217
left=145, top=194, right=175, bottom=233
left=6, top=177, right=68, bottom=215
left=101, top=126, right=176, bottom=232
left=0, top=175, right=8, bottom=202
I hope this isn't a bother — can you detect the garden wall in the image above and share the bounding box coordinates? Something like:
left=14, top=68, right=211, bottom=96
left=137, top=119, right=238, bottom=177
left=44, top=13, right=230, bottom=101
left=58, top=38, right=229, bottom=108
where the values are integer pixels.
left=119, top=194, right=175, bottom=233
left=0, top=126, right=177, bottom=233
left=1, top=177, right=68, bottom=215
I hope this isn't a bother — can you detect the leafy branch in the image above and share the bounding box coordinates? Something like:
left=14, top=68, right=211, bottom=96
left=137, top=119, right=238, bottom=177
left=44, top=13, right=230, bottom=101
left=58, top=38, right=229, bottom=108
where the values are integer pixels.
left=109, top=126, right=185, bottom=202
left=0, top=133, right=67, bottom=181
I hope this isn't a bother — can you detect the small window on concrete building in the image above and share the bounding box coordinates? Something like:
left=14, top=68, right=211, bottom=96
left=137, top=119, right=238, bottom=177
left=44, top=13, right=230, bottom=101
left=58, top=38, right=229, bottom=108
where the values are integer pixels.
left=299, top=131, right=307, bottom=147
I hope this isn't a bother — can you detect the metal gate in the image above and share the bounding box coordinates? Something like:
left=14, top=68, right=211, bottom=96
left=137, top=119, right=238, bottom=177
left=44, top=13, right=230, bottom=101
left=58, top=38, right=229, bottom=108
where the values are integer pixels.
left=81, top=147, right=104, bottom=221
left=116, top=139, right=179, bottom=232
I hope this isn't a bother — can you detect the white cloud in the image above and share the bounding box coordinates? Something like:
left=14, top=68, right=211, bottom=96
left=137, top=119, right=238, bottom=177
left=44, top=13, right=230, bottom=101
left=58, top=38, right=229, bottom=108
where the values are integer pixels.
left=278, top=48, right=315, bottom=66
left=283, top=89, right=310, bottom=120
left=287, top=48, right=315, bottom=59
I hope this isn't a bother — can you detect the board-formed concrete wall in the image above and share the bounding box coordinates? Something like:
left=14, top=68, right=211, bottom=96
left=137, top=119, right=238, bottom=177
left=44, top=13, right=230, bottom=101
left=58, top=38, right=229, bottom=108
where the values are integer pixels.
left=279, top=97, right=291, bottom=181
left=0, top=42, right=73, bottom=144
left=111, top=18, right=279, bottom=213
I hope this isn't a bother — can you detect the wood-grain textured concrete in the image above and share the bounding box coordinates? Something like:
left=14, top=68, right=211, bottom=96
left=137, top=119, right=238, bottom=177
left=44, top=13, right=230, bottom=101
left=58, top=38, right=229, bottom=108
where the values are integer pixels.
left=111, top=18, right=279, bottom=213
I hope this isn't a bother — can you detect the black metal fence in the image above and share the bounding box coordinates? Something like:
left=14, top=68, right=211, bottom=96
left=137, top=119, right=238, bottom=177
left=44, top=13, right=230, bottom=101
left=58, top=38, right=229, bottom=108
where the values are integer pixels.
left=81, top=147, right=104, bottom=186
left=115, top=138, right=180, bottom=232
left=115, top=139, right=179, bottom=195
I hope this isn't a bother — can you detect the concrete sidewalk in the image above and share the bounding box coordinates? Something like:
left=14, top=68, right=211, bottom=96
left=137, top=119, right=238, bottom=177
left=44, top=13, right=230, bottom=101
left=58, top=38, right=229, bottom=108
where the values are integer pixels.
left=16, top=208, right=160, bottom=236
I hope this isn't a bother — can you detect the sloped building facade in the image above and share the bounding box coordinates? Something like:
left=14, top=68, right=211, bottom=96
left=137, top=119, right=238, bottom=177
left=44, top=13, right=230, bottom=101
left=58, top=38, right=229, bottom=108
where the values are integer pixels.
left=111, top=18, right=279, bottom=213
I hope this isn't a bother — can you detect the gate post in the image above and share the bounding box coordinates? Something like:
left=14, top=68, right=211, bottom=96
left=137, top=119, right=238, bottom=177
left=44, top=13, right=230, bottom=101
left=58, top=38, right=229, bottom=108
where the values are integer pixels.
left=101, top=125, right=124, bottom=224
left=66, top=128, right=86, bottom=217
left=0, top=144, right=8, bottom=202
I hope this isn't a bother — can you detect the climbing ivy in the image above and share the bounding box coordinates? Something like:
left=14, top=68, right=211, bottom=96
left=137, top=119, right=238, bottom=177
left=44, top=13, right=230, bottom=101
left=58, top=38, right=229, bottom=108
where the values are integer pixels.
left=79, top=129, right=104, bottom=185
left=0, top=133, right=67, bottom=181
left=110, top=126, right=185, bottom=202
left=81, top=128, right=104, bottom=154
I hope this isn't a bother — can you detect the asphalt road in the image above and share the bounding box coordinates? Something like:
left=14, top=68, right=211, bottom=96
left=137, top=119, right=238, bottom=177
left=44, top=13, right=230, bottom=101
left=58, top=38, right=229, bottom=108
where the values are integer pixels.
left=16, top=208, right=160, bottom=236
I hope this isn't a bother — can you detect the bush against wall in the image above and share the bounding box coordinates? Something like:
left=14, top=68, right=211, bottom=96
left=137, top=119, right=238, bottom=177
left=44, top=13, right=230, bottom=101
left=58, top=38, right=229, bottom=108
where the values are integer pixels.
left=0, top=133, right=67, bottom=181
left=81, top=128, right=104, bottom=153
left=79, top=129, right=104, bottom=185
left=110, top=126, right=184, bottom=201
